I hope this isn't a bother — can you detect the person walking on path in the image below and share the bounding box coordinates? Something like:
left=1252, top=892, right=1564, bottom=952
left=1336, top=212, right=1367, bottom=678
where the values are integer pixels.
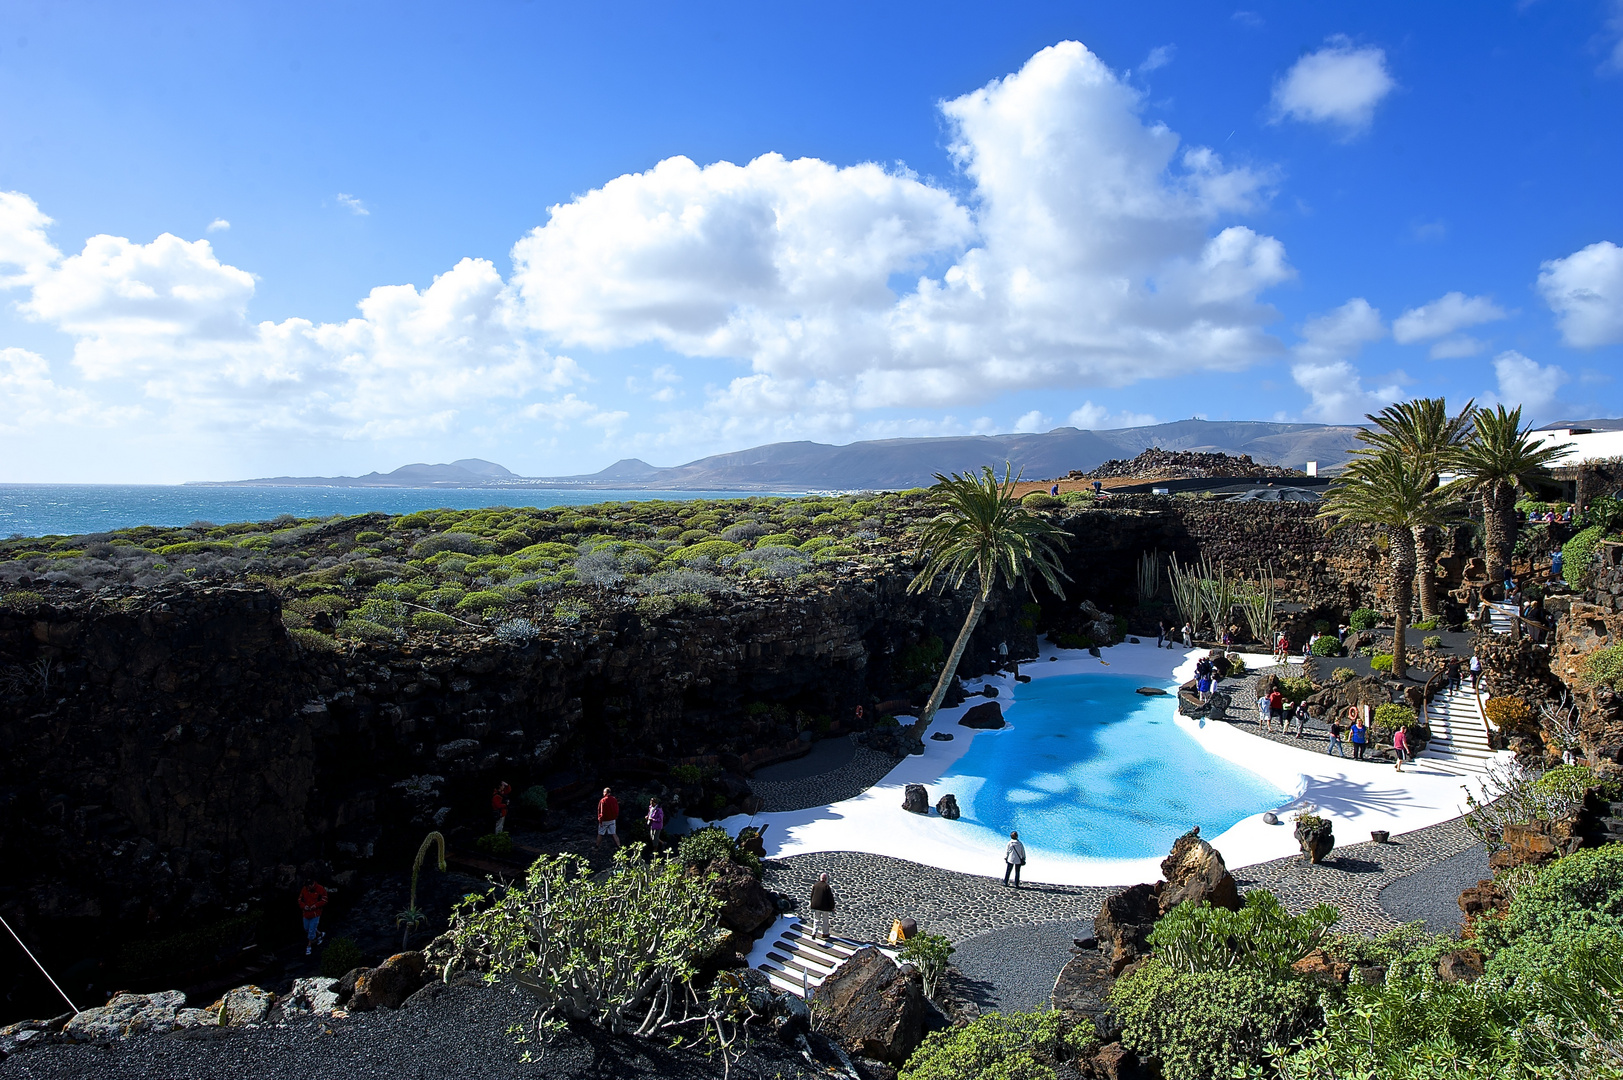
left=491, top=781, right=512, bottom=834
left=595, top=787, right=621, bottom=850
left=1446, top=658, right=1461, bottom=692
left=1350, top=715, right=1368, bottom=761
left=1393, top=724, right=1409, bottom=772
left=1268, top=687, right=1284, bottom=732
left=1003, top=831, right=1027, bottom=888
left=1181, top=622, right=1193, bottom=649
left=1327, top=717, right=1346, bottom=757
left=808, top=873, right=837, bottom=941
left=645, top=797, right=666, bottom=851
left=1156, top=621, right=1167, bottom=649
left=1469, top=653, right=1482, bottom=690
left=298, top=878, right=329, bottom=957
left=1257, top=690, right=1273, bottom=733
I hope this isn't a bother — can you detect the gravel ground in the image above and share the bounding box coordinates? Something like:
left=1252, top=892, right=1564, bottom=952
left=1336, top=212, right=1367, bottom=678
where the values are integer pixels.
left=0, top=985, right=824, bottom=1080
left=1376, top=842, right=1492, bottom=937
left=949, top=918, right=1095, bottom=1014
left=748, top=736, right=900, bottom=813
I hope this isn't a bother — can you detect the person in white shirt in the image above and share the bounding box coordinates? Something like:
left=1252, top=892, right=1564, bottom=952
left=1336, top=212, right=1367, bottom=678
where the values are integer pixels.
left=1003, top=832, right=1027, bottom=888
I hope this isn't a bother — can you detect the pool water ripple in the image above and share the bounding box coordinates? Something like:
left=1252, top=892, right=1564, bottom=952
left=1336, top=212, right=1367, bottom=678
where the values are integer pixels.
left=941, top=672, right=1288, bottom=861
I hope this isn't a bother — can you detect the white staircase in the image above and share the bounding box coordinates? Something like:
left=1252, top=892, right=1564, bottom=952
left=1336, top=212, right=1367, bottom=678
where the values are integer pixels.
left=756, top=921, right=869, bottom=998
left=1419, top=686, right=1496, bottom=776
left=1483, top=602, right=1519, bottom=635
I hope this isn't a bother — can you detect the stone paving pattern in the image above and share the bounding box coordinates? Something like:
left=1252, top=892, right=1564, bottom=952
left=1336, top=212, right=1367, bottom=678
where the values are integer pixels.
left=749, top=739, right=903, bottom=813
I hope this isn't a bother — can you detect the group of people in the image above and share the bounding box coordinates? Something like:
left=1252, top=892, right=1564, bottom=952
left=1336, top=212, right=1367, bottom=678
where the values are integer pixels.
left=1154, top=621, right=1194, bottom=649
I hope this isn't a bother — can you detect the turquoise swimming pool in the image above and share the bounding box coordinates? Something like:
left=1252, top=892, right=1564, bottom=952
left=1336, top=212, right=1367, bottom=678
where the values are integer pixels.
left=939, top=672, right=1289, bottom=860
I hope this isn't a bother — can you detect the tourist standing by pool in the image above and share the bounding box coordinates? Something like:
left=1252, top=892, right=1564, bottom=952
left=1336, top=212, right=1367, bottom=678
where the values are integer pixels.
left=1003, top=832, right=1027, bottom=888
left=1182, top=622, right=1192, bottom=648
left=1393, top=724, right=1409, bottom=772
left=1350, top=715, right=1368, bottom=760
left=1328, top=717, right=1346, bottom=756
left=1257, top=690, right=1273, bottom=732
left=1156, top=621, right=1167, bottom=649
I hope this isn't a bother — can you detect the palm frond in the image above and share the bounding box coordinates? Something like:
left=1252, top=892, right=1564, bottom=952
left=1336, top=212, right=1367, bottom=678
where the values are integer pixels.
left=908, top=464, right=1072, bottom=602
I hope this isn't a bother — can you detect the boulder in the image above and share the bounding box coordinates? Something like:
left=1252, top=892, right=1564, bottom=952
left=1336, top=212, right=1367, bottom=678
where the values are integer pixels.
left=0, top=1014, right=71, bottom=1056
left=705, top=857, right=779, bottom=938
left=1437, top=948, right=1485, bottom=984
left=1458, top=878, right=1509, bottom=924
left=1135, top=687, right=1167, bottom=696
left=216, top=985, right=274, bottom=1026
left=1087, top=1041, right=1156, bottom=1080
left=810, top=946, right=925, bottom=1065
left=902, top=784, right=929, bottom=814
left=1156, top=827, right=1241, bottom=915
left=277, top=977, right=341, bottom=1018
left=958, top=702, right=1006, bottom=729
left=935, top=794, right=961, bottom=820
left=1294, top=820, right=1335, bottom=864
left=348, top=951, right=428, bottom=1011
left=1290, top=948, right=1351, bottom=986
left=65, top=990, right=190, bottom=1041
left=332, top=966, right=367, bottom=1005
left=1051, top=947, right=1117, bottom=1040
left=1094, top=883, right=1159, bottom=975
left=929, top=731, right=954, bottom=741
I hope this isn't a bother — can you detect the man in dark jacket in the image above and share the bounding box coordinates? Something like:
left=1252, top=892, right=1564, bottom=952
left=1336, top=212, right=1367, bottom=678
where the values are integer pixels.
left=808, top=874, right=836, bottom=941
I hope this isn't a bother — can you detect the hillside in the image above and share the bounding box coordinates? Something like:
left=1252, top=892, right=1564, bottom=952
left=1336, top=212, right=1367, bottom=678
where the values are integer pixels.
left=198, top=420, right=1362, bottom=491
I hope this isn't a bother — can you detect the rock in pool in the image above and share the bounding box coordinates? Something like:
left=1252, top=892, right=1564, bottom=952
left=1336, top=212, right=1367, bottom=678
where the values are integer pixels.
left=1135, top=687, right=1167, bottom=696
left=958, top=701, right=1005, bottom=729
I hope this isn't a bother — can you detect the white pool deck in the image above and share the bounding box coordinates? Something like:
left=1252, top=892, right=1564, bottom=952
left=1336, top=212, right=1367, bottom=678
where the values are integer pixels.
left=719, top=640, right=1503, bottom=886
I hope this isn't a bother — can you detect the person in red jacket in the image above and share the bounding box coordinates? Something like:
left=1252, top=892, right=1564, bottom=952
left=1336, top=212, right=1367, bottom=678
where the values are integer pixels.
left=492, top=781, right=513, bottom=834
left=595, top=787, right=621, bottom=850
left=298, top=878, right=329, bottom=956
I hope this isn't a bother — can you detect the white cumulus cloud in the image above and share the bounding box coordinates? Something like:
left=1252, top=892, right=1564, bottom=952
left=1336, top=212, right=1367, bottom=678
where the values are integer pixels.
left=1392, top=291, right=1508, bottom=358
left=1067, top=401, right=1159, bottom=429
left=1537, top=240, right=1623, bottom=348
left=207, top=218, right=230, bottom=233
left=512, top=40, right=1290, bottom=432
left=1490, top=350, right=1569, bottom=418
left=1289, top=298, right=1400, bottom=422
left=1271, top=37, right=1395, bottom=135
left=0, top=191, right=60, bottom=288
left=336, top=193, right=369, bottom=216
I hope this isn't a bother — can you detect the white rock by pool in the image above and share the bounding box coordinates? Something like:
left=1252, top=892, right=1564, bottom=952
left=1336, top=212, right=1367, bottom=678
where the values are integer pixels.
left=721, top=641, right=1497, bottom=886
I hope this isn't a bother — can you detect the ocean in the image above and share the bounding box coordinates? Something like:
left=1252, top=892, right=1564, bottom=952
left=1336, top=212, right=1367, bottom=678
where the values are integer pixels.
left=0, top=485, right=792, bottom=539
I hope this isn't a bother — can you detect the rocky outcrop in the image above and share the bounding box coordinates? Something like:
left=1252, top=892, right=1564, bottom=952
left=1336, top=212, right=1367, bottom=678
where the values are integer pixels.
left=1157, top=828, right=1241, bottom=915
left=1436, top=948, right=1485, bottom=983
left=1458, top=879, right=1508, bottom=925
left=1051, top=946, right=1117, bottom=1038
left=809, top=946, right=925, bottom=1065
left=934, top=794, right=960, bottom=820
left=348, top=951, right=427, bottom=1011
left=705, top=857, right=778, bottom=943
left=1290, top=948, right=1350, bottom=986
left=958, top=701, right=1005, bottom=729
left=62, top=991, right=216, bottom=1040
left=1094, top=883, right=1159, bottom=976
left=215, top=984, right=275, bottom=1026
left=901, top=785, right=929, bottom=814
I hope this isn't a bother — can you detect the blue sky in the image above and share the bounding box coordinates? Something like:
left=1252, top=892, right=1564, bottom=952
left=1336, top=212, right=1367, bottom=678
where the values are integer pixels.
left=1, top=1, right=1621, bottom=483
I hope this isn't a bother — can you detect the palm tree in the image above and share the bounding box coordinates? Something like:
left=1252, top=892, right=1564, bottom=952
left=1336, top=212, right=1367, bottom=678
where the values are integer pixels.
left=1351, top=398, right=1473, bottom=618
left=1453, top=405, right=1567, bottom=589
left=1319, top=450, right=1457, bottom=680
left=907, top=465, right=1071, bottom=730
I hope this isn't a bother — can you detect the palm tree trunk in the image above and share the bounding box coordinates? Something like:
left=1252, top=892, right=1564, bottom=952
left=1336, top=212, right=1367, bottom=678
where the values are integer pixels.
left=915, top=591, right=988, bottom=733
left=1413, top=525, right=1439, bottom=619
left=1389, top=526, right=1414, bottom=680
left=1483, top=480, right=1514, bottom=588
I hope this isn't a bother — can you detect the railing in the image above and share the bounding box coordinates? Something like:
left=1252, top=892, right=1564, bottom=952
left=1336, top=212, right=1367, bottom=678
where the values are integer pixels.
left=1477, top=600, right=1551, bottom=644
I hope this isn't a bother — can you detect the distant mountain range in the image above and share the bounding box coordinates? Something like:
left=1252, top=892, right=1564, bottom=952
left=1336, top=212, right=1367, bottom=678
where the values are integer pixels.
left=193, top=419, right=1370, bottom=492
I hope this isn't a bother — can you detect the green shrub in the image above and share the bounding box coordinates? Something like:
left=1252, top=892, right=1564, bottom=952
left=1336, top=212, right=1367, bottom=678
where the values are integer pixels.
left=1422, top=635, right=1443, bottom=650
left=1057, top=490, right=1094, bottom=505
left=354, top=530, right=385, bottom=543
left=455, top=589, right=509, bottom=612
left=1020, top=492, right=1062, bottom=509
left=1370, top=653, right=1393, bottom=672
left=1563, top=524, right=1606, bottom=588
left=669, top=540, right=744, bottom=563
left=518, top=785, right=549, bottom=813
left=288, top=627, right=339, bottom=653
left=337, top=617, right=395, bottom=642
left=1474, top=845, right=1623, bottom=956
left=1225, top=653, right=1247, bottom=675
left=1, top=590, right=54, bottom=612
left=898, top=932, right=955, bottom=1001
left=900, top=1009, right=1095, bottom=1080
left=1483, top=696, right=1532, bottom=730
left=1148, top=891, right=1338, bottom=977
left=319, top=936, right=366, bottom=978
left=446, top=849, right=723, bottom=1042
left=1276, top=675, right=1315, bottom=702
left=1373, top=702, right=1416, bottom=738
left=1583, top=643, right=1623, bottom=689
left=677, top=825, right=760, bottom=877
left=1313, top=619, right=1333, bottom=634
left=474, top=832, right=514, bottom=857
left=1330, top=666, right=1356, bottom=684
left=1309, top=634, right=1341, bottom=657
left=411, top=610, right=459, bottom=632
left=1111, top=958, right=1320, bottom=1080
left=637, top=594, right=677, bottom=618
left=1349, top=608, right=1380, bottom=631
left=155, top=540, right=236, bottom=556
left=1410, top=617, right=1439, bottom=631
left=1531, top=763, right=1600, bottom=802
left=1579, top=493, right=1623, bottom=534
